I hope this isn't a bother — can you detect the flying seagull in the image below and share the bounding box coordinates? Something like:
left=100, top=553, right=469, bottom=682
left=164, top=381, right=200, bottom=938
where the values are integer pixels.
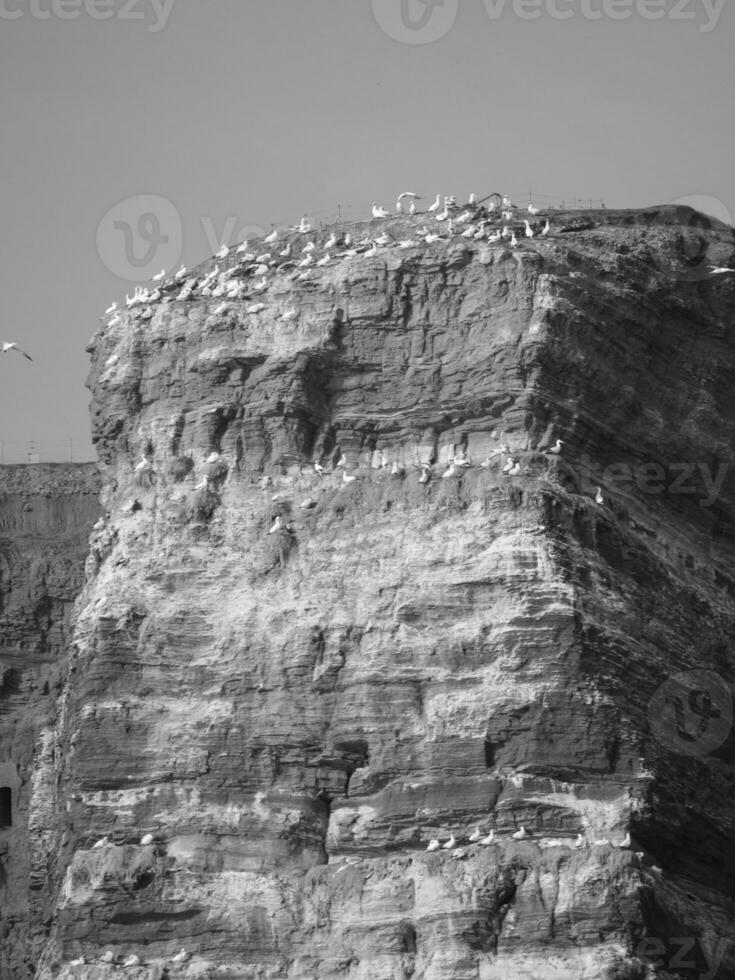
left=2, top=342, right=32, bottom=361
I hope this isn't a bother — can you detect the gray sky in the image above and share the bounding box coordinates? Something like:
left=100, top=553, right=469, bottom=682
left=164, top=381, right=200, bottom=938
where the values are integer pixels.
left=1, top=0, right=733, bottom=462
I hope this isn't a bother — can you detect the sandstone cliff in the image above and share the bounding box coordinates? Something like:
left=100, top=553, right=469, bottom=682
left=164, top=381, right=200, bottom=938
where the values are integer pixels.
left=14, top=206, right=735, bottom=978
left=0, top=464, right=101, bottom=977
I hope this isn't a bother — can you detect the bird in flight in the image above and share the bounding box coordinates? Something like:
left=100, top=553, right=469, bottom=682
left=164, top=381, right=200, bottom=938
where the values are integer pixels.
left=2, top=342, right=33, bottom=361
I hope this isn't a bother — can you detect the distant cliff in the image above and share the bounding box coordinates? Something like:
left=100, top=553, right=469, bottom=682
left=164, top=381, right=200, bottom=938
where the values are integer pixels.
left=9, top=206, right=735, bottom=979
left=0, top=464, right=100, bottom=978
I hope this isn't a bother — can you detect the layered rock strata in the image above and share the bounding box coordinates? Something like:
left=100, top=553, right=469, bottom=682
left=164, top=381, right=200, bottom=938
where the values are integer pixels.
left=20, top=207, right=735, bottom=978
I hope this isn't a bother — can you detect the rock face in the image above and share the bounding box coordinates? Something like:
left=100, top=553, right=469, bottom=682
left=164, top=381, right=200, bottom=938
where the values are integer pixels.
left=10, top=206, right=735, bottom=978
left=0, top=464, right=101, bottom=978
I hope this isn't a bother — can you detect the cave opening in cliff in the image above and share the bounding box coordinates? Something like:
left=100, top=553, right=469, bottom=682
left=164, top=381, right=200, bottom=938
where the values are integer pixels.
left=0, top=787, right=11, bottom=827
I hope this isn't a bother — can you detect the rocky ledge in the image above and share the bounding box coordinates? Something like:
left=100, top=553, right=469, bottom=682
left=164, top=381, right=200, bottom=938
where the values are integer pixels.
left=12, top=205, right=735, bottom=978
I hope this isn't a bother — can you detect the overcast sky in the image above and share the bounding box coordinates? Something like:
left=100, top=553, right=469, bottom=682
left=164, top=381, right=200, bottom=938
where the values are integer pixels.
left=1, top=0, right=732, bottom=463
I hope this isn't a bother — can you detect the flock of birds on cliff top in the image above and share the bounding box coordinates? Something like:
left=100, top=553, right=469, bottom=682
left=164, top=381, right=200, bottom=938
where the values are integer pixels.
left=1, top=194, right=734, bottom=364
left=94, top=189, right=735, bottom=331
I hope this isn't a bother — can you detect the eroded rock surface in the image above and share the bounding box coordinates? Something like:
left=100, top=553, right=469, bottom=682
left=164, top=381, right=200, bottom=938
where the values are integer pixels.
left=0, top=464, right=101, bottom=978
left=14, top=208, right=735, bottom=978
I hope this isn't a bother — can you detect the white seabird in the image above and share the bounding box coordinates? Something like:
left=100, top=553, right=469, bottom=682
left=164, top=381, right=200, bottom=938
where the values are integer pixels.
left=140, top=833, right=154, bottom=845
left=171, top=949, right=190, bottom=964
left=123, top=955, right=141, bottom=967
left=468, top=826, right=482, bottom=843
left=364, top=243, right=379, bottom=257
left=574, top=834, right=587, bottom=849
left=213, top=302, right=229, bottom=316
left=468, top=192, right=478, bottom=205
left=341, top=470, right=357, bottom=485
left=616, top=832, right=632, bottom=849
left=325, top=233, right=338, bottom=249
left=426, top=839, right=441, bottom=852
left=1, top=341, right=33, bottom=361
left=501, top=457, right=515, bottom=474
left=450, top=848, right=467, bottom=860
left=313, top=462, right=325, bottom=476
left=264, top=229, right=278, bottom=244
left=316, top=253, right=331, bottom=266
left=480, top=831, right=496, bottom=846
left=100, top=951, right=115, bottom=964
left=105, top=301, right=118, bottom=314
left=215, top=244, right=230, bottom=259
left=428, top=194, right=442, bottom=213
left=268, top=515, right=283, bottom=534
left=395, top=198, right=404, bottom=215
left=511, top=826, right=529, bottom=840
left=507, top=461, right=521, bottom=476
left=281, top=308, right=298, bottom=321
left=174, top=265, right=187, bottom=280
left=247, top=303, right=266, bottom=314
left=302, top=241, right=316, bottom=253
left=418, top=464, right=432, bottom=485
left=541, top=220, right=551, bottom=236
left=424, top=233, right=441, bottom=243
left=510, top=232, right=519, bottom=247
left=92, top=836, right=109, bottom=849
left=524, top=220, right=535, bottom=239
left=547, top=439, right=564, bottom=455
left=709, top=266, right=735, bottom=274
left=594, top=486, right=605, bottom=505
left=442, top=834, right=456, bottom=850
left=371, top=203, right=390, bottom=219
left=528, top=203, right=540, bottom=215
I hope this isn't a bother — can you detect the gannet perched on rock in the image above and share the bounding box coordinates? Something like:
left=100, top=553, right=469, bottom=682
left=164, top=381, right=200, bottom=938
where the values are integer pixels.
left=140, top=833, right=154, bottom=845
left=424, top=233, right=441, bottom=243
left=395, top=197, right=404, bottom=215
left=123, top=955, right=141, bottom=967
left=710, top=265, right=735, bottom=274
left=468, top=192, right=478, bottom=205
left=301, top=241, right=316, bottom=253
left=247, top=303, right=266, bottom=314
left=574, top=834, right=588, bottom=849
left=510, top=232, right=519, bottom=247
left=547, top=439, right=564, bottom=455
left=316, top=252, right=331, bottom=266
left=298, top=217, right=311, bottom=233
left=105, top=301, right=118, bottom=314
left=325, top=232, right=338, bottom=249
left=364, top=243, right=379, bottom=257
left=215, top=244, right=230, bottom=259
left=268, top=515, right=283, bottom=534
left=418, top=463, right=432, bottom=485
left=2, top=341, right=33, bottom=361
left=507, top=461, right=521, bottom=476
left=528, top=202, right=540, bottom=215
left=442, top=834, right=456, bottom=850
left=100, top=950, right=115, bottom=963
left=468, top=826, right=482, bottom=843
left=371, top=203, right=390, bottom=219
left=450, top=848, right=467, bottom=860
left=480, top=830, right=496, bottom=846
left=501, top=457, right=516, bottom=474
left=92, top=836, right=109, bottom=849
left=428, top=193, right=442, bottom=213
left=171, top=949, right=190, bottom=964
left=213, top=302, right=229, bottom=317
left=594, top=486, right=605, bottom=505
left=281, top=308, right=298, bottom=321
left=426, top=839, right=441, bottom=852
left=524, top=220, right=534, bottom=238
left=313, top=461, right=325, bottom=476
left=374, top=232, right=392, bottom=246
left=341, top=470, right=358, bottom=485
left=541, top=220, right=551, bottom=236
left=616, top=832, right=632, bottom=849
left=174, top=264, right=187, bottom=280
left=511, top=826, right=529, bottom=840
left=264, top=229, right=278, bottom=244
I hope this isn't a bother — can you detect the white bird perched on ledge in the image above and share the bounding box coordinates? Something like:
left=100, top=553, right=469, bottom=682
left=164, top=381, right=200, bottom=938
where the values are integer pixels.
left=268, top=515, right=283, bottom=534
left=151, top=269, right=165, bottom=281
left=709, top=265, right=735, bottom=274
left=215, top=244, right=230, bottom=259
left=541, top=220, right=551, bottom=236
left=442, top=834, right=456, bottom=850
left=468, top=825, right=482, bottom=843
left=524, top=220, right=534, bottom=239
left=528, top=202, right=540, bottom=215
left=264, top=229, right=278, bottom=244
left=2, top=341, right=33, bottom=361
left=140, top=833, right=154, bottom=845
left=546, top=439, right=564, bottom=455
left=428, top=193, right=442, bottom=213
left=594, top=486, right=605, bottom=505
left=426, top=838, right=441, bottom=852
left=105, top=301, right=118, bottom=314
left=480, top=830, right=496, bottom=846
left=511, top=826, right=529, bottom=840
left=123, top=955, right=141, bottom=967
left=371, top=203, right=390, bottom=218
